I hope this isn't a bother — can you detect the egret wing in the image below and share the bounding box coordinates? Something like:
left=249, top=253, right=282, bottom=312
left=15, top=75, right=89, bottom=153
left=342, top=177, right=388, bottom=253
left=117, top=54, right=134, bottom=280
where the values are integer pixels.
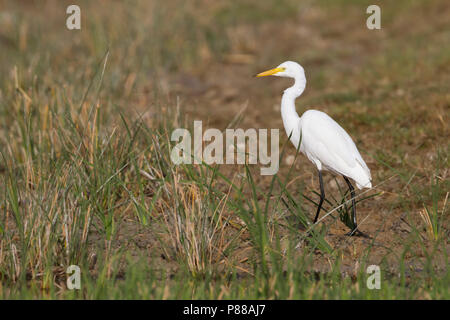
left=300, top=110, right=370, bottom=178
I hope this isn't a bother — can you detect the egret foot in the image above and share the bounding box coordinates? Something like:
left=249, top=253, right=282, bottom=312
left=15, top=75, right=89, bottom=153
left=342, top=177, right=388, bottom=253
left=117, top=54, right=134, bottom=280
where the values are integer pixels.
left=345, top=229, right=370, bottom=238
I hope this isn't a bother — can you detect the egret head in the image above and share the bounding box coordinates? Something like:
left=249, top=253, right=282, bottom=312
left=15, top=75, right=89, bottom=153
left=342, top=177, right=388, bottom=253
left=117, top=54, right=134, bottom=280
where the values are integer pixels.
left=256, top=61, right=305, bottom=79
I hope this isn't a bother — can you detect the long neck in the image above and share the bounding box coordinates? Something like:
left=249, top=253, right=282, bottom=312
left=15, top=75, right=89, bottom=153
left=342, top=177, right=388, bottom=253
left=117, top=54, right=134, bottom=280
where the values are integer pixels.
left=281, top=79, right=305, bottom=143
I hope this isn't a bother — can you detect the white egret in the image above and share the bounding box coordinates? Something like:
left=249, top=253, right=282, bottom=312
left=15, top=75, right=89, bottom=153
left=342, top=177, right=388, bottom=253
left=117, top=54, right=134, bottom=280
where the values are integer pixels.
left=256, top=61, right=372, bottom=235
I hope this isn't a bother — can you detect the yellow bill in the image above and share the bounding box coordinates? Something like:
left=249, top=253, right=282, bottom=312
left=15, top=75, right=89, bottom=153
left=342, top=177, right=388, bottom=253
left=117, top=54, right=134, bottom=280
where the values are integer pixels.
left=255, top=67, right=285, bottom=77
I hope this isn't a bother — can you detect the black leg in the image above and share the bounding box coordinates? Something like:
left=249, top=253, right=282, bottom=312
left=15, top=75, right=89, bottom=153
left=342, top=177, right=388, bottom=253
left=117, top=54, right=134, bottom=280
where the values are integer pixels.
left=313, top=170, right=325, bottom=223
left=343, top=176, right=357, bottom=234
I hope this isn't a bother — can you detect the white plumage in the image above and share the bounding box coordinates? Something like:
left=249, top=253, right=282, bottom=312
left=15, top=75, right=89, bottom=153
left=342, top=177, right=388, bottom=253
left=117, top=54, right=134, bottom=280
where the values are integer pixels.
left=256, top=61, right=372, bottom=235
left=299, top=110, right=372, bottom=189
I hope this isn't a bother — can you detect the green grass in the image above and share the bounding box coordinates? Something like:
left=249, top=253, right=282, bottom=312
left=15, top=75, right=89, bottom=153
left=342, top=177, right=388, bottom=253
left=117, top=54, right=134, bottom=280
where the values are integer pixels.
left=0, top=0, right=448, bottom=299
